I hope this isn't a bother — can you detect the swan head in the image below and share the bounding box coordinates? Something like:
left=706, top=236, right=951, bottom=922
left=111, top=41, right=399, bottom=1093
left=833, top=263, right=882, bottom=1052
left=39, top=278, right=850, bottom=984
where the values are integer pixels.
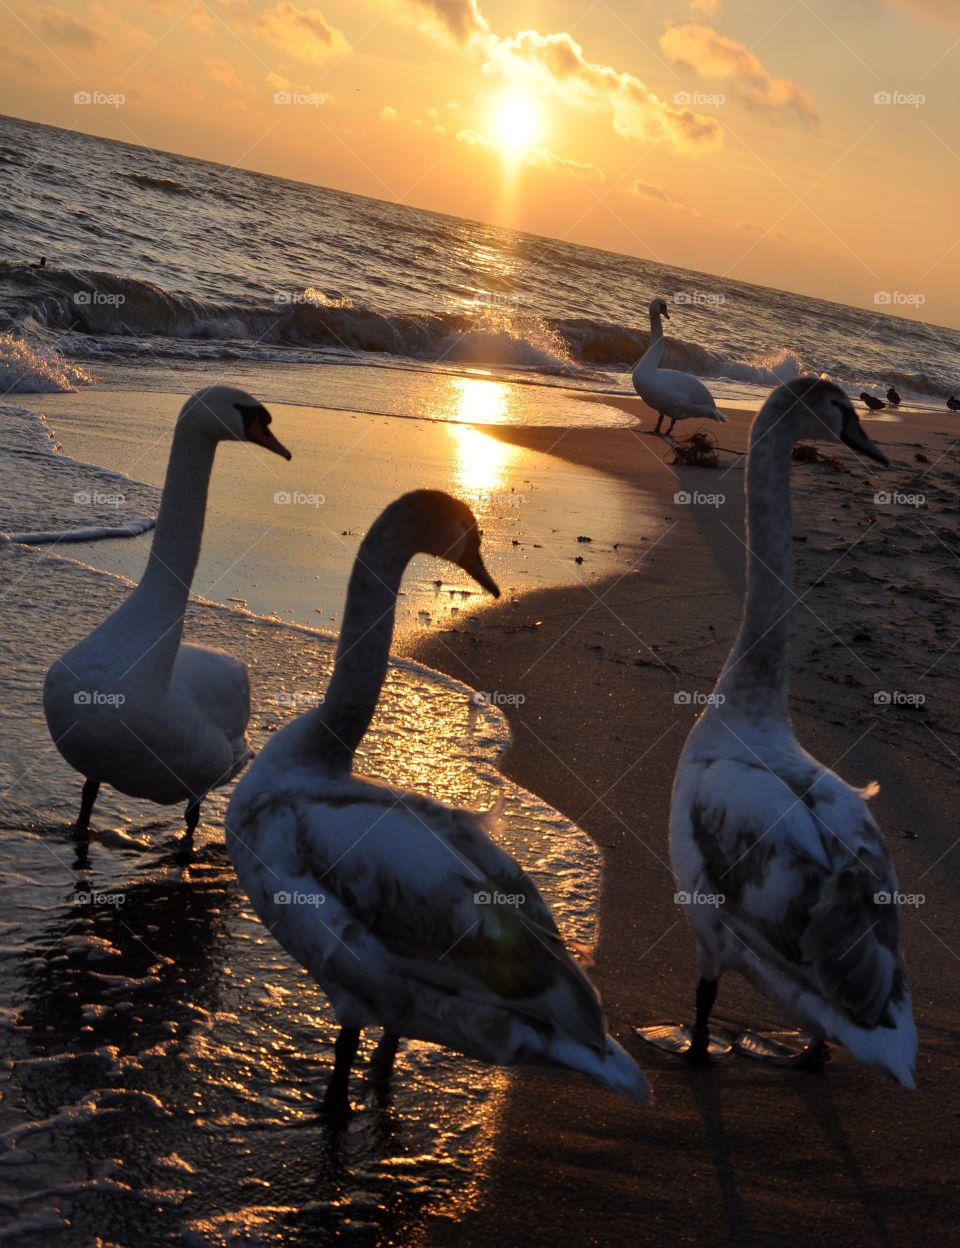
left=396, top=490, right=500, bottom=598
left=773, top=378, right=888, bottom=466
left=649, top=297, right=670, bottom=320
left=180, top=386, right=292, bottom=460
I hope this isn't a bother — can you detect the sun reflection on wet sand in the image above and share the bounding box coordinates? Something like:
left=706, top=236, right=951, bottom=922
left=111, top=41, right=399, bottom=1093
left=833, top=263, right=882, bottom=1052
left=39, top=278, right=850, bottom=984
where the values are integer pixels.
left=449, top=423, right=521, bottom=499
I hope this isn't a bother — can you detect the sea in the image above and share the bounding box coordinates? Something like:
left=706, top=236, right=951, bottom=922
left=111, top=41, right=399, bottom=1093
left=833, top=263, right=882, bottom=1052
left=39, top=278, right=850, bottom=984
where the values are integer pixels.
left=2, top=112, right=959, bottom=409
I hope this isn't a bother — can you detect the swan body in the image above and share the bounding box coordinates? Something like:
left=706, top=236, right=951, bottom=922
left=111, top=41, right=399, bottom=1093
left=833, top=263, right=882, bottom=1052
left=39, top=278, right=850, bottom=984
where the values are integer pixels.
left=43, top=385, right=291, bottom=833
left=632, top=297, right=726, bottom=434
left=886, top=386, right=901, bottom=405
left=860, top=391, right=886, bottom=411
left=947, top=395, right=960, bottom=411
left=666, top=379, right=916, bottom=1086
left=226, top=491, right=651, bottom=1114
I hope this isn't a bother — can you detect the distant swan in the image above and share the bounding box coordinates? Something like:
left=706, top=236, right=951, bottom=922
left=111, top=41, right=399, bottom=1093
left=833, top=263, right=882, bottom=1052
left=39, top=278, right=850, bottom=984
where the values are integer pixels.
left=639, top=380, right=916, bottom=1087
left=860, top=391, right=886, bottom=411
left=44, top=386, right=291, bottom=839
left=632, top=297, right=726, bottom=434
left=226, top=490, right=652, bottom=1119
left=886, top=387, right=901, bottom=406
left=947, top=395, right=960, bottom=411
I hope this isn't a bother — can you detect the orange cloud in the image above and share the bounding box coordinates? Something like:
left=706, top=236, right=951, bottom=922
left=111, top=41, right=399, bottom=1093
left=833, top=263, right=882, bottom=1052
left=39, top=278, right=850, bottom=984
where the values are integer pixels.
left=484, top=30, right=723, bottom=153
left=660, top=23, right=817, bottom=127
left=256, top=3, right=349, bottom=66
left=881, top=0, right=960, bottom=27
left=30, top=4, right=105, bottom=51
left=403, top=0, right=489, bottom=44
left=384, top=3, right=721, bottom=154
left=206, top=57, right=245, bottom=91
left=629, top=179, right=680, bottom=206
left=457, top=128, right=604, bottom=182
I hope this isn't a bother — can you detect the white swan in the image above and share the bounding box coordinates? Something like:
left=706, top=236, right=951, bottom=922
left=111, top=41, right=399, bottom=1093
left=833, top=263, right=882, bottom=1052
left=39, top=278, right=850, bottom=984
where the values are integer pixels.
left=639, top=379, right=916, bottom=1086
left=43, top=385, right=291, bottom=839
left=632, top=297, right=726, bottom=434
left=226, top=490, right=652, bottom=1119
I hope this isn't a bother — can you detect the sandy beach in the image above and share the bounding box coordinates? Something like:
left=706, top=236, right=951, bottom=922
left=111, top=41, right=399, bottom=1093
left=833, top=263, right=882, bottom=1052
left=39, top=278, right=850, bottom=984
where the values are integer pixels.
left=412, top=402, right=960, bottom=1247
left=2, top=382, right=956, bottom=1243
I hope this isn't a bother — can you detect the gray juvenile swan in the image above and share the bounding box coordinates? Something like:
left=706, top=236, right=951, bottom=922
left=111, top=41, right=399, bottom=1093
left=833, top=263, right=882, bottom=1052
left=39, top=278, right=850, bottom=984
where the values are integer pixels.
left=638, top=379, right=916, bottom=1087
left=226, top=490, right=652, bottom=1121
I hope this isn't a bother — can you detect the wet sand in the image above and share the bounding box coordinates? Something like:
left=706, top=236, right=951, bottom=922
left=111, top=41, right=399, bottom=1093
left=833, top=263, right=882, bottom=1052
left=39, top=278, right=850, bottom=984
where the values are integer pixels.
left=412, top=405, right=960, bottom=1247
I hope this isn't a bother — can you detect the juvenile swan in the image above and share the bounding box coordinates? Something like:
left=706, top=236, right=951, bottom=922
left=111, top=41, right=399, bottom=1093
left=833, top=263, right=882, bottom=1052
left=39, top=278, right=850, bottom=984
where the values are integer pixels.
left=226, top=490, right=652, bottom=1119
left=632, top=297, right=726, bottom=434
left=639, top=379, right=916, bottom=1087
left=44, top=386, right=291, bottom=838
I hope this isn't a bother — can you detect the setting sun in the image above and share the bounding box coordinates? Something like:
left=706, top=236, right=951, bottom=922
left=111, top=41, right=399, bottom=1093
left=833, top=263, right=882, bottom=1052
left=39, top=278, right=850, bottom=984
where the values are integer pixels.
left=494, top=93, right=540, bottom=153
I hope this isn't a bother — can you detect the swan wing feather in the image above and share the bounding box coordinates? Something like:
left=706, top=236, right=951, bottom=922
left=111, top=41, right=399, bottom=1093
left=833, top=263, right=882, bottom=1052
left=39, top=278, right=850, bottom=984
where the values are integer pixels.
left=681, top=755, right=906, bottom=1029
left=231, top=783, right=608, bottom=1051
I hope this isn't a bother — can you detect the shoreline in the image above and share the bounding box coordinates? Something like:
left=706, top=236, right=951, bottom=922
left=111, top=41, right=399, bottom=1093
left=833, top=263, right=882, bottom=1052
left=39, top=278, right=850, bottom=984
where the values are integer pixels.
left=409, top=411, right=959, bottom=1247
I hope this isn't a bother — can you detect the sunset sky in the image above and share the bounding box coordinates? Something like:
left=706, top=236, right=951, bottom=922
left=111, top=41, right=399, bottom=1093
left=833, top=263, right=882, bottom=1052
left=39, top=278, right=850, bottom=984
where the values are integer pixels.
left=3, top=0, right=959, bottom=326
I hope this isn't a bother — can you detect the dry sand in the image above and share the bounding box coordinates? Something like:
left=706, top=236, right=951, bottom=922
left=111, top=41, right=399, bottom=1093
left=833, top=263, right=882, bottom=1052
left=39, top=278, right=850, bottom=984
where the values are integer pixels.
left=411, top=400, right=960, bottom=1247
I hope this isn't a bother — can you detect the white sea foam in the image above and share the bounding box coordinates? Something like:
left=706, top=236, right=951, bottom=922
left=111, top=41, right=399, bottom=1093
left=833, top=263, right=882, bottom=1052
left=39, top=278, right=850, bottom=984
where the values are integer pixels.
left=0, top=332, right=94, bottom=394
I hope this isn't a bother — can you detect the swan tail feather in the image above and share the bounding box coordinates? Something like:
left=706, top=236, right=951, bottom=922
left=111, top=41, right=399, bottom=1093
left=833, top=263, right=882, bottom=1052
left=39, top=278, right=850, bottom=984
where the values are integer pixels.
left=547, top=1033, right=653, bottom=1104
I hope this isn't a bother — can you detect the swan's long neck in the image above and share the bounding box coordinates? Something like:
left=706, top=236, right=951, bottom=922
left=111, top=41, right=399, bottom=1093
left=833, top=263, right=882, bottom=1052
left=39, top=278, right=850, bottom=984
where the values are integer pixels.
left=715, top=398, right=796, bottom=718
left=308, top=507, right=415, bottom=771
left=118, top=419, right=218, bottom=672
left=633, top=305, right=665, bottom=381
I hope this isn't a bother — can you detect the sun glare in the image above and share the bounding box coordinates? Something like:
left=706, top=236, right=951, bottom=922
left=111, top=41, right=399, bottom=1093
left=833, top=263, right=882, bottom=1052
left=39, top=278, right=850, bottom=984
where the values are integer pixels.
left=494, top=94, right=539, bottom=154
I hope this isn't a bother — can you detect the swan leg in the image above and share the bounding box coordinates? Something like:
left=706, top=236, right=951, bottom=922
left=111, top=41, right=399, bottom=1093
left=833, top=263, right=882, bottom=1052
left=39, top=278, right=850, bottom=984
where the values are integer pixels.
left=634, top=976, right=732, bottom=1061
left=75, top=779, right=100, bottom=833
left=184, top=799, right=202, bottom=838
left=653, top=413, right=665, bottom=433
left=688, top=976, right=718, bottom=1063
left=666, top=417, right=677, bottom=435
left=323, top=1026, right=361, bottom=1122
left=793, top=1038, right=830, bottom=1073
left=368, top=1030, right=400, bottom=1083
